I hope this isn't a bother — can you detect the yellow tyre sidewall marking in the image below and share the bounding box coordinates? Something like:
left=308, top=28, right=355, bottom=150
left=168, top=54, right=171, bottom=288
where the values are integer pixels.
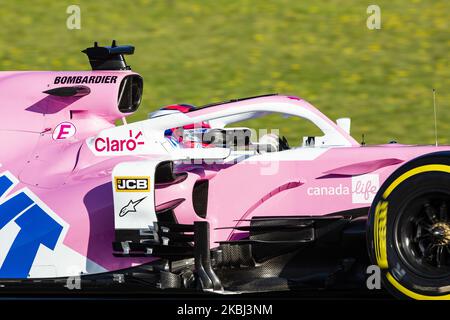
left=374, top=201, right=389, bottom=269
left=386, top=273, right=450, bottom=300
left=382, top=164, right=450, bottom=198
left=375, top=164, right=450, bottom=300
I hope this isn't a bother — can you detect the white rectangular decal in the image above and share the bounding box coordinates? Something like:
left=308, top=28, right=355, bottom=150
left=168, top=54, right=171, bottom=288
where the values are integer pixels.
left=112, top=161, right=159, bottom=230
left=351, top=174, right=379, bottom=204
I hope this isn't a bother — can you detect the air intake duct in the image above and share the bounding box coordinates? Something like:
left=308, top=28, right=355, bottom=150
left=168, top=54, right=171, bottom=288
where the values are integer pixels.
left=82, top=40, right=134, bottom=71
left=155, top=161, right=188, bottom=187
left=193, top=179, right=209, bottom=218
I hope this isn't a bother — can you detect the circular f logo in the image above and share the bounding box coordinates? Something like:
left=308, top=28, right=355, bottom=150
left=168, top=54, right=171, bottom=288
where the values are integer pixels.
left=52, top=122, right=76, bottom=140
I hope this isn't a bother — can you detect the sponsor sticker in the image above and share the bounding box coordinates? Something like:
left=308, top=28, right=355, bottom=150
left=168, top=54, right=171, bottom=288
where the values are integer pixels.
left=306, top=174, right=380, bottom=204
left=114, top=176, right=150, bottom=192
left=119, top=197, right=146, bottom=217
left=95, top=129, right=145, bottom=153
left=351, top=174, right=379, bottom=204
left=54, top=75, right=118, bottom=84
left=52, top=122, right=76, bottom=140
left=0, top=169, right=65, bottom=278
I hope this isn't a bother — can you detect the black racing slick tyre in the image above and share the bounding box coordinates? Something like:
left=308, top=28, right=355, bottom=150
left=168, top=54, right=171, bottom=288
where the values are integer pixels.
left=368, top=153, right=450, bottom=300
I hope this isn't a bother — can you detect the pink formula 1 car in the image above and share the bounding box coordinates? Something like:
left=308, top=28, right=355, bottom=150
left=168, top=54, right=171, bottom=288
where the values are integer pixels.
left=0, top=42, right=449, bottom=300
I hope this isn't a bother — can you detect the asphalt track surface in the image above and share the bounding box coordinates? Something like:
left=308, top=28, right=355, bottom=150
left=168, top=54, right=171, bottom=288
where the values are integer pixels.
left=0, top=287, right=392, bottom=300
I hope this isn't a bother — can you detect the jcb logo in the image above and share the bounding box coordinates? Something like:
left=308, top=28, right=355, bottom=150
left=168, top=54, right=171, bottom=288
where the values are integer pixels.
left=115, top=177, right=150, bottom=192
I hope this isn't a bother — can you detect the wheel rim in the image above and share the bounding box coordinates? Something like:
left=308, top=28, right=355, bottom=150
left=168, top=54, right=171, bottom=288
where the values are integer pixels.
left=395, top=191, right=450, bottom=278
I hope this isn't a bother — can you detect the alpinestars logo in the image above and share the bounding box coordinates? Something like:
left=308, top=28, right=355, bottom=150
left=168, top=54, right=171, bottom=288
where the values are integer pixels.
left=119, top=197, right=146, bottom=217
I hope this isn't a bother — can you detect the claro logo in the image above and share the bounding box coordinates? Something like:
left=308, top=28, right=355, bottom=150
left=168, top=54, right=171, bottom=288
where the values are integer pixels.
left=115, top=177, right=150, bottom=192
left=95, top=130, right=145, bottom=152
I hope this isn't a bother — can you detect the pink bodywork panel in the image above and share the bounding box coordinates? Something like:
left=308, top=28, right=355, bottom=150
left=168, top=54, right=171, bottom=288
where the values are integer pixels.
left=0, top=71, right=154, bottom=271
left=1, top=70, right=450, bottom=272
left=165, top=145, right=450, bottom=245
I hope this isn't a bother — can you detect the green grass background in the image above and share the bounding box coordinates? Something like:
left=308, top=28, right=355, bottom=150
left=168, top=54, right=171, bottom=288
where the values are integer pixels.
left=0, top=0, right=448, bottom=144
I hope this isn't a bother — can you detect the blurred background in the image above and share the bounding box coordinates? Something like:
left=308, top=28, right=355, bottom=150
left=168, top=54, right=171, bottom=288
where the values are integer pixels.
left=0, top=0, right=448, bottom=144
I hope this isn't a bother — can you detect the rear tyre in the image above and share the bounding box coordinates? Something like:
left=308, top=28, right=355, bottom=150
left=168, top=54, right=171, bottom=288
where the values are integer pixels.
left=368, top=154, right=450, bottom=300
